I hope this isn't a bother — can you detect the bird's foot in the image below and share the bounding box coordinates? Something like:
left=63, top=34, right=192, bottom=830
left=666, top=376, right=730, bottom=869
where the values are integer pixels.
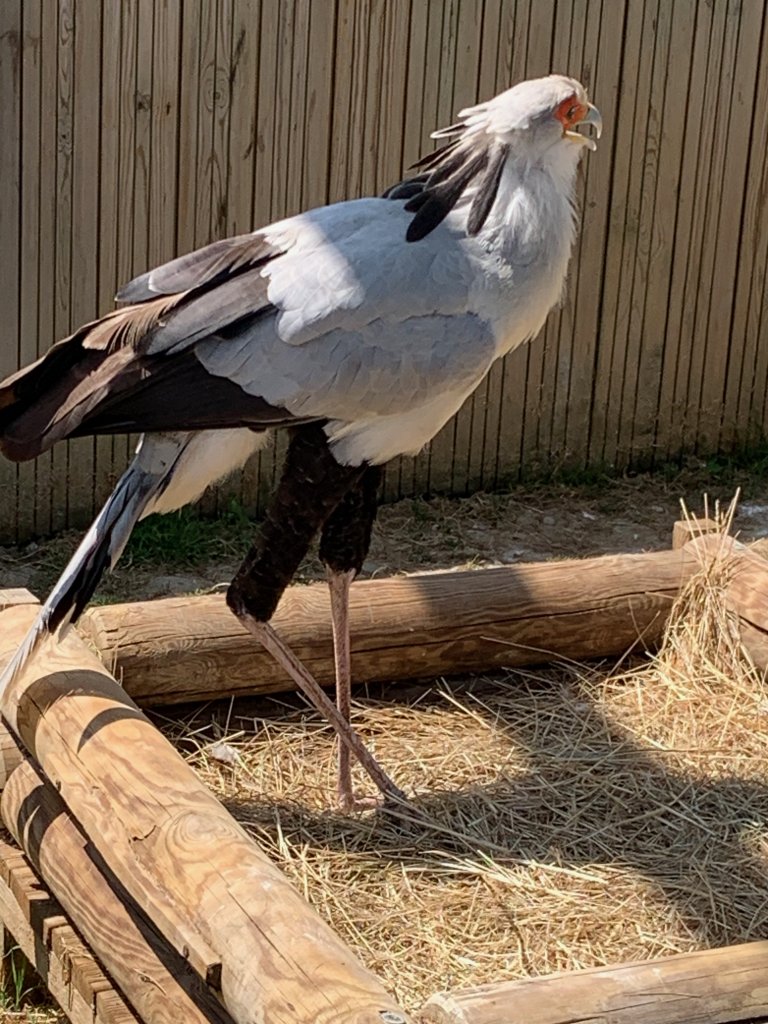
left=337, top=764, right=407, bottom=813
left=338, top=789, right=385, bottom=813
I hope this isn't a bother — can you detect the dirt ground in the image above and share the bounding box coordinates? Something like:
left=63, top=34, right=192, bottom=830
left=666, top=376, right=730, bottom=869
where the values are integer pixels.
left=2, top=463, right=768, bottom=1021
left=3, top=463, right=768, bottom=605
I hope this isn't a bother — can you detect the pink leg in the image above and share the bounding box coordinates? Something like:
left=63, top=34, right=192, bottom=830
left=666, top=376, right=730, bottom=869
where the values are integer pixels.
left=328, top=568, right=390, bottom=811
left=236, top=612, right=406, bottom=808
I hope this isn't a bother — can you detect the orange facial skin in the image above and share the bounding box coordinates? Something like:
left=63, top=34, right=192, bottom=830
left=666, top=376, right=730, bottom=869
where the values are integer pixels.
left=555, top=95, right=588, bottom=132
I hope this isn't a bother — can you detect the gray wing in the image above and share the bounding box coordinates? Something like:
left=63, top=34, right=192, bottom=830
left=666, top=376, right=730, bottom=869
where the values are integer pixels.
left=1, top=197, right=496, bottom=462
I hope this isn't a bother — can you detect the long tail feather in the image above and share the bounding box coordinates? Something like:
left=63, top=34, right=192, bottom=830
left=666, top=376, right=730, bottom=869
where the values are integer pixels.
left=0, top=446, right=175, bottom=695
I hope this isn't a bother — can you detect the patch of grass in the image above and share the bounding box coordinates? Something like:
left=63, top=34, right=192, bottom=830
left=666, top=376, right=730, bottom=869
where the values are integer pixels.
left=124, top=498, right=258, bottom=569
left=0, top=948, right=31, bottom=1013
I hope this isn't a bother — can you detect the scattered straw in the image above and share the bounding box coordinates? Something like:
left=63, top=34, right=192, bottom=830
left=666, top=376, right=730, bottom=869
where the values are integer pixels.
left=159, top=506, right=768, bottom=1013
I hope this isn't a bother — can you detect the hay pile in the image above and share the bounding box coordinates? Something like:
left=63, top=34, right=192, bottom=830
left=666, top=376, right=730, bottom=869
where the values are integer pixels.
left=167, top=523, right=768, bottom=1014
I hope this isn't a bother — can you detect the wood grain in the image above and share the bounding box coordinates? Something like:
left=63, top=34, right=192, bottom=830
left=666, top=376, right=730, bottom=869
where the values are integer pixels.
left=0, top=601, right=412, bottom=1024
left=420, top=940, right=768, bottom=1024
left=1, top=758, right=235, bottom=1024
left=79, top=549, right=702, bottom=706
left=0, top=836, right=138, bottom=1024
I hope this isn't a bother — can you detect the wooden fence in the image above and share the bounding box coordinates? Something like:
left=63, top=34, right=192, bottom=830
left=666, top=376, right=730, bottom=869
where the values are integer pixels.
left=1, top=0, right=766, bottom=542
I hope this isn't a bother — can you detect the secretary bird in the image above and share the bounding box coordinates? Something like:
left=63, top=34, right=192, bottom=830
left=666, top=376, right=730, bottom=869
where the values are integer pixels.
left=0, top=74, right=601, bottom=810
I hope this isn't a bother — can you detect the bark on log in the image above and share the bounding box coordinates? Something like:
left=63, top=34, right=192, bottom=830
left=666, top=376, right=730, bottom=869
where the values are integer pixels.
left=420, top=940, right=768, bottom=1024
left=0, top=600, right=412, bottom=1024
left=80, top=550, right=703, bottom=706
left=1, top=758, right=236, bottom=1024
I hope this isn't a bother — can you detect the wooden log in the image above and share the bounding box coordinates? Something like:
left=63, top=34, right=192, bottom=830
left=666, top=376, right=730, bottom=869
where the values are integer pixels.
left=1, top=757, right=236, bottom=1024
left=671, top=516, right=719, bottom=549
left=80, top=550, right=704, bottom=706
left=0, top=721, right=23, bottom=788
left=0, top=835, right=138, bottom=1024
left=682, top=533, right=768, bottom=671
left=0, top=598, right=412, bottom=1024
left=420, top=940, right=768, bottom=1024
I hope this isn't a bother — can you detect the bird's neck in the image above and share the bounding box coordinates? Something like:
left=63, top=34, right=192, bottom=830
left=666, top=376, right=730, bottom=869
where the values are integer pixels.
left=467, top=151, right=582, bottom=358
left=482, top=149, right=580, bottom=260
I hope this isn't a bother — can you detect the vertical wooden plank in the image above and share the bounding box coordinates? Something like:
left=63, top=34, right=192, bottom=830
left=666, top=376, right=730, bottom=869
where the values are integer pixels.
left=524, top=0, right=580, bottom=474
left=93, top=0, right=122, bottom=512
left=626, top=0, right=697, bottom=465
left=50, top=0, right=75, bottom=533
left=0, top=0, right=21, bottom=541
left=653, top=0, right=713, bottom=463
left=371, top=0, right=412, bottom=501
left=680, top=0, right=742, bottom=456
left=16, top=1, right=42, bottom=541
left=227, top=0, right=259, bottom=237
left=327, top=0, right=358, bottom=204
left=494, top=0, right=556, bottom=485
left=728, top=13, right=768, bottom=447
left=696, top=0, right=762, bottom=453
left=32, top=0, right=59, bottom=537
left=248, top=0, right=284, bottom=512
left=67, top=0, right=102, bottom=529
left=491, top=0, right=534, bottom=485
left=614, top=0, right=678, bottom=466
left=374, top=0, right=411, bottom=196
left=753, top=248, right=768, bottom=439
left=149, top=0, right=181, bottom=270
left=424, top=0, right=463, bottom=494
left=194, top=0, right=218, bottom=247
left=177, top=0, right=202, bottom=256
left=132, top=0, right=153, bottom=277
left=561, top=0, right=625, bottom=472
left=211, top=0, right=233, bottom=244
left=589, top=0, right=659, bottom=469
left=445, top=0, right=484, bottom=496
left=269, top=0, right=297, bottom=219
left=607, top=0, right=661, bottom=469
left=252, top=0, right=276, bottom=229
left=109, top=0, right=140, bottom=488
left=255, top=0, right=299, bottom=508
left=285, top=0, right=311, bottom=216
left=208, top=0, right=239, bottom=515
left=303, top=0, right=337, bottom=212
left=478, top=0, right=514, bottom=488
left=469, top=0, right=504, bottom=492
left=660, top=0, right=728, bottom=460
left=226, top=0, right=261, bottom=512
left=188, top=0, right=220, bottom=517
left=398, top=0, right=434, bottom=497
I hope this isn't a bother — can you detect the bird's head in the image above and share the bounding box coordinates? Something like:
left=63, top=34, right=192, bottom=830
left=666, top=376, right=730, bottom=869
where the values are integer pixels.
left=452, top=74, right=602, bottom=161
left=396, top=74, right=602, bottom=242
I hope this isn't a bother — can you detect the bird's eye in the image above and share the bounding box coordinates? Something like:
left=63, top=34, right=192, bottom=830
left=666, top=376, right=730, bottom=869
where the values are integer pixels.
left=555, top=95, right=584, bottom=129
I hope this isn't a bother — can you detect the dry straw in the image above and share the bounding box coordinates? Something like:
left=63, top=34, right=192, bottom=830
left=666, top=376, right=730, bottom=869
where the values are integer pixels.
left=166, top=497, right=768, bottom=1013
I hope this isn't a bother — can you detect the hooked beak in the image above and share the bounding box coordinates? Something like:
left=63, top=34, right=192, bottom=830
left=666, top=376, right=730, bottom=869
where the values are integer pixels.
left=565, top=103, right=603, bottom=151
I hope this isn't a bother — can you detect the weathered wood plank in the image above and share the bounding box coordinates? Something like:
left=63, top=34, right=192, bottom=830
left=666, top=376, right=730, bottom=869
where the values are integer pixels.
left=67, top=0, right=102, bottom=530
left=2, top=758, right=235, bottom=1024
left=0, top=604, right=412, bottom=1024
left=0, top=838, right=138, bottom=1024
left=421, top=940, right=768, bottom=1024
left=703, top=0, right=763, bottom=452
left=0, top=0, right=21, bottom=539
left=684, top=0, right=750, bottom=455
left=724, top=11, right=768, bottom=448
left=16, top=0, right=43, bottom=541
